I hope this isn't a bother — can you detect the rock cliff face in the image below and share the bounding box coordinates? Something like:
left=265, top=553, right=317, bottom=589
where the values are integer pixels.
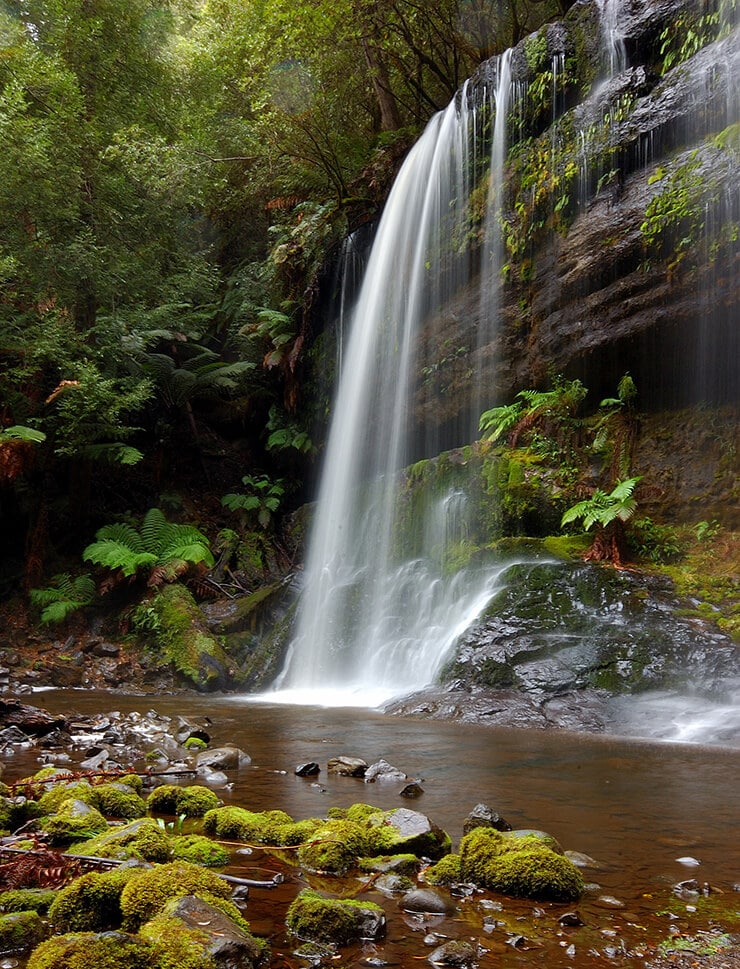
left=407, top=0, right=738, bottom=433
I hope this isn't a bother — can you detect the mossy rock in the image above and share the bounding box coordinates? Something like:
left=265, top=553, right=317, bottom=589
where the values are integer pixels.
left=286, top=889, right=385, bottom=945
left=327, top=803, right=382, bottom=823
left=0, top=794, right=42, bottom=832
left=0, top=888, right=57, bottom=914
left=171, top=834, right=230, bottom=867
left=202, top=806, right=293, bottom=844
left=26, top=930, right=152, bottom=969
left=93, top=784, right=147, bottom=820
left=369, top=808, right=452, bottom=861
left=147, top=784, right=221, bottom=818
left=75, top=818, right=172, bottom=863
left=485, top=846, right=584, bottom=901
left=150, top=584, right=240, bottom=691
left=297, top=819, right=390, bottom=875
left=39, top=798, right=109, bottom=846
left=273, top=817, right=324, bottom=846
left=0, top=909, right=46, bottom=950
left=119, top=860, right=232, bottom=931
left=38, top=781, right=97, bottom=816
left=458, top=827, right=583, bottom=901
left=48, top=868, right=138, bottom=933
left=425, top=853, right=462, bottom=885
left=140, top=894, right=267, bottom=969
left=501, top=828, right=564, bottom=853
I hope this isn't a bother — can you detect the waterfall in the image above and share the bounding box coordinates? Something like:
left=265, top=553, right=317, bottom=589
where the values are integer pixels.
left=596, top=0, right=627, bottom=76
left=272, top=61, right=514, bottom=706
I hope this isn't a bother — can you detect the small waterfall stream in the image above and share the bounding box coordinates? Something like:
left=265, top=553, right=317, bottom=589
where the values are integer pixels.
left=274, top=63, right=515, bottom=705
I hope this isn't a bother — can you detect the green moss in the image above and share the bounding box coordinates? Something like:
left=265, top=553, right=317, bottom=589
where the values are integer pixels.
left=38, top=782, right=97, bottom=815
left=286, top=889, right=384, bottom=945
left=119, top=861, right=232, bottom=930
left=39, top=798, right=109, bottom=845
left=486, top=847, right=584, bottom=901
left=425, top=853, right=462, bottom=885
left=202, top=806, right=293, bottom=844
left=273, top=817, right=324, bottom=846
left=183, top=737, right=207, bottom=751
left=149, top=584, right=235, bottom=691
left=542, top=534, right=591, bottom=559
left=459, top=827, right=582, bottom=901
left=460, top=828, right=505, bottom=882
left=76, top=818, right=172, bottom=862
left=0, top=888, right=57, bottom=914
left=27, top=931, right=153, bottom=969
left=147, top=784, right=221, bottom=818
left=0, top=909, right=46, bottom=949
left=297, top=819, right=388, bottom=875
left=94, top=784, right=147, bottom=820
left=138, top=916, right=218, bottom=969
left=171, top=834, right=230, bottom=867
left=0, top=794, right=42, bottom=831
left=48, top=868, right=137, bottom=933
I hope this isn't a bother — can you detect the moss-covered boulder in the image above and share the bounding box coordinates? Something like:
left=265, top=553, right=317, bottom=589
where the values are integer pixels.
left=202, top=806, right=294, bottom=844
left=369, top=808, right=451, bottom=861
left=0, top=909, right=46, bottom=950
left=119, top=860, right=232, bottom=930
left=297, top=818, right=388, bottom=875
left=48, top=868, right=138, bottom=933
left=171, top=834, right=230, bottom=868
left=39, top=798, right=109, bottom=846
left=26, top=930, right=152, bottom=969
left=149, top=584, right=240, bottom=691
left=0, top=888, right=57, bottom=914
left=286, top=890, right=385, bottom=945
left=458, top=827, right=583, bottom=901
left=75, top=818, right=172, bottom=862
left=0, top=795, right=42, bottom=833
left=147, top=784, right=221, bottom=818
left=140, top=894, right=267, bottom=969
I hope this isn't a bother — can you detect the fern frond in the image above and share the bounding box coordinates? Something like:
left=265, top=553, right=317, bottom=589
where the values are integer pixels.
left=83, top=540, right=157, bottom=577
left=141, top=508, right=169, bottom=553
left=94, top=522, right=145, bottom=552
left=0, top=425, right=46, bottom=443
left=80, top=443, right=144, bottom=465
left=159, top=542, right=214, bottom=568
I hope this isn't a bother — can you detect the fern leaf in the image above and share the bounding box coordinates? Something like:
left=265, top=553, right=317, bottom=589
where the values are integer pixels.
left=94, top=522, right=145, bottom=552
left=141, top=508, right=169, bottom=553
left=160, top=543, right=214, bottom=568
left=0, top=425, right=46, bottom=443
left=40, top=600, right=80, bottom=624
left=83, top=540, right=157, bottom=577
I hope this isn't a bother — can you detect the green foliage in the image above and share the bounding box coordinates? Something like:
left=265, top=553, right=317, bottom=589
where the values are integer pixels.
left=222, top=475, right=285, bottom=530
left=628, top=517, right=684, bottom=563
left=694, top=519, right=721, bottom=542
left=561, top=477, right=642, bottom=531
left=658, top=0, right=736, bottom=74
left=0, top=425, right=46, bottom=444
left=30, top=573, right=96, bottom=624
left=83, top=508, right=213, bottom=584
left=480, top=376, right=587, bottom=447
left=592, top=373, right=638, bottom=479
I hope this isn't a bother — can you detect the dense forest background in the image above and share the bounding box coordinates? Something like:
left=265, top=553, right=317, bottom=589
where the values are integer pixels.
left=0, top=0, right=574, bottom=603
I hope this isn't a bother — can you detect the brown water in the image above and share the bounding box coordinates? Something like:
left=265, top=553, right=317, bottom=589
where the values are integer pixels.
left=10, top=691, right=740, bottom=968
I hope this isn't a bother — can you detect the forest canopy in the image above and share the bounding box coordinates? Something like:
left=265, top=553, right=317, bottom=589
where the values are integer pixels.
left=0, top=0, right=570, bottom=596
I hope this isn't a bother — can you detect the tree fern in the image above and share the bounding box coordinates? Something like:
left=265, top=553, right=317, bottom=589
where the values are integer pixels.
left=84, top=509, right=213, bottom=583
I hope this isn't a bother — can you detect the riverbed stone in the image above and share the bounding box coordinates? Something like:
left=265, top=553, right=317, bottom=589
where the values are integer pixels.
left=364, top=759, right=407, bottom=783
left=463, top=803, right=512, bottom=834
left=327, top=756, right=367, bottom=777
left=372, top=808, right=451, bottom=860
left=400, top=889, right=455, bottom=915
left=195, top=746, right=251, bottom=770
left=286, top=889, right=386, bottom=945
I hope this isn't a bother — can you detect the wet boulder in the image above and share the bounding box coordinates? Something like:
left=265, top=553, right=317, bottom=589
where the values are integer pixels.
left=400, top=888, right=455, bottom=915
left=195, top=746, right=251, bottom=771
left=371, top=808, right=451, bottom=860
left=286, top=889, right=385, bottom=945
left=364, top=758, right=408, bottom=783
left=327, top=756, right=367, bottom=777
left=463, top=803, right=512, bottom=834
left=139, top=894, right=267, bottom=968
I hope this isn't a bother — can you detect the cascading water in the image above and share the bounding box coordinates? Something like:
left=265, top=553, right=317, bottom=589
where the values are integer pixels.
left=272, top=62, right=515, bottom=706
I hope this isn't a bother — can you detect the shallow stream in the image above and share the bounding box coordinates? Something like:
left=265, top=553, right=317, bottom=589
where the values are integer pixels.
left=7, top=691, right=739, bottom=968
